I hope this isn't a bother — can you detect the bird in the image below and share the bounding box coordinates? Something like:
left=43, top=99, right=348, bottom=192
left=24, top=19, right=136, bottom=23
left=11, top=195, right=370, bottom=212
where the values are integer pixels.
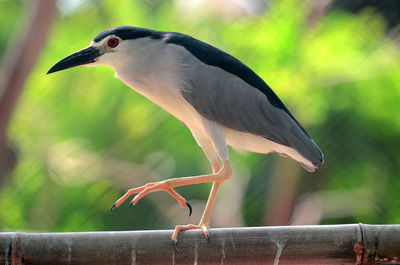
left=47, top=26, right=324, bottom=243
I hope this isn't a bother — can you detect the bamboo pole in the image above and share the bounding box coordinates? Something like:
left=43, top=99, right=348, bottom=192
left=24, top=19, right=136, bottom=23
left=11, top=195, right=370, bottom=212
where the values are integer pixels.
left=0, top=224, right=399, bottom=265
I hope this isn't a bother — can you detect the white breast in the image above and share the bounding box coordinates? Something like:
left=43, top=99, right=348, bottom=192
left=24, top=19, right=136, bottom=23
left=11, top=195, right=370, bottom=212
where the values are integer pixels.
left=110, top=38, right=207, bottom=133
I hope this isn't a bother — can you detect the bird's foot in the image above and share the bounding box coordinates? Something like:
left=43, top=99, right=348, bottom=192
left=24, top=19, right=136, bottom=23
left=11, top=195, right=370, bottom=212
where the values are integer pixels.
left=110, top=181, right=192, bottom=215
left=172, top=223, right=210, bottom=243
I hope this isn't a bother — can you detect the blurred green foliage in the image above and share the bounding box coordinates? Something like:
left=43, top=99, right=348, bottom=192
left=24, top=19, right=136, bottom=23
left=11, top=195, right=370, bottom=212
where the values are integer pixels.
left=0, top=0, right=399, bottom=232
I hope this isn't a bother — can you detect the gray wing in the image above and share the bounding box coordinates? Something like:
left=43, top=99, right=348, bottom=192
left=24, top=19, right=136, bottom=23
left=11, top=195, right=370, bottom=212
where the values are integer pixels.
left=166, top=32, right=323, bottom=166
left=178, top=53, right=323, bottom=166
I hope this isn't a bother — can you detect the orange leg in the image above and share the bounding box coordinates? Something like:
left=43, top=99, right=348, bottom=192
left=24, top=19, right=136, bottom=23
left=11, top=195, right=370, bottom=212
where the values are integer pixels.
left=111, top=160, right=231, bottom=210
left=112, top=122, right=232, bottom=243
left=110, top=159, right=232, bottom=242
left=111, top=183, right=187, bottom=209
left=171, top=180, right=224, bottom=242
left=167, top=125, right=232, bottom=242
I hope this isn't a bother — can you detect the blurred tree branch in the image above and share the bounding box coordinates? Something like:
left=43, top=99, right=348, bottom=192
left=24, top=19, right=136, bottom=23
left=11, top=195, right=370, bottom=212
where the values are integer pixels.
left=0, top=0, right=56, bottom=184
left=265, top=159, right=301, bottom=226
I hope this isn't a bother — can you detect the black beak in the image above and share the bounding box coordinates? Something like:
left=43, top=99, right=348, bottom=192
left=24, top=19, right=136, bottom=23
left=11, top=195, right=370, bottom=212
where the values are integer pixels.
left=47, top=46, right=100, bottom=74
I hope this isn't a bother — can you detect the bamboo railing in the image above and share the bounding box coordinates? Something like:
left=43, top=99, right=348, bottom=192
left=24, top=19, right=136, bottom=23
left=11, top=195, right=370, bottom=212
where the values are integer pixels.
left=1, top=224, right=399, bottom=264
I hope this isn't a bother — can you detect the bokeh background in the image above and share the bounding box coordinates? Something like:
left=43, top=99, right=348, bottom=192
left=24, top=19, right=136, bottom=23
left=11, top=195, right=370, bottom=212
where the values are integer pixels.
left=0, top=0, right=399, bottom=233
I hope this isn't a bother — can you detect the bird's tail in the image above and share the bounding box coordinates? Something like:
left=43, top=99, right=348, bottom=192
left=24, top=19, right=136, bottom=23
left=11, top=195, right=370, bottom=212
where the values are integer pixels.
left=299, top=139, right=324, bottom=172
left=285, top=124, right=324, bottom=172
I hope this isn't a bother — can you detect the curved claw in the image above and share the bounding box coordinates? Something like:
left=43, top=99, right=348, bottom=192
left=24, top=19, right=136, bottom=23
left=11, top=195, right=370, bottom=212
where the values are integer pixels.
left=186, top=202, right=192, bottom=217
left=173, top=241, right=179, bottom=252
left=171, top=223, right=210, bottom=243
left=110, top=202, right=116, bottom=213
left=202, top=225, right=209, bottom=239
left=129, top=201, right=134, bottom=208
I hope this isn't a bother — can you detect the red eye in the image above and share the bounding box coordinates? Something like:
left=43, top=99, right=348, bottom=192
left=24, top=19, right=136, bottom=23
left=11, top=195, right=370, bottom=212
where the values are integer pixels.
left=108, top=38, right=119, bottom=48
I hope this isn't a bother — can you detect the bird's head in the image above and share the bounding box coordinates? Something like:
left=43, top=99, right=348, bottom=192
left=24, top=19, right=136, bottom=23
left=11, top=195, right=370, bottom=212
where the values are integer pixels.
left=47, top=26, right=162, bottom=74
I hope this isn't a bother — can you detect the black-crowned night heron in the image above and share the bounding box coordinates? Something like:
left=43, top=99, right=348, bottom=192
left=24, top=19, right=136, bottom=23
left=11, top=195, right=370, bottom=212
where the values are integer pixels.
left=48, top=26, right=324, bottom=242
